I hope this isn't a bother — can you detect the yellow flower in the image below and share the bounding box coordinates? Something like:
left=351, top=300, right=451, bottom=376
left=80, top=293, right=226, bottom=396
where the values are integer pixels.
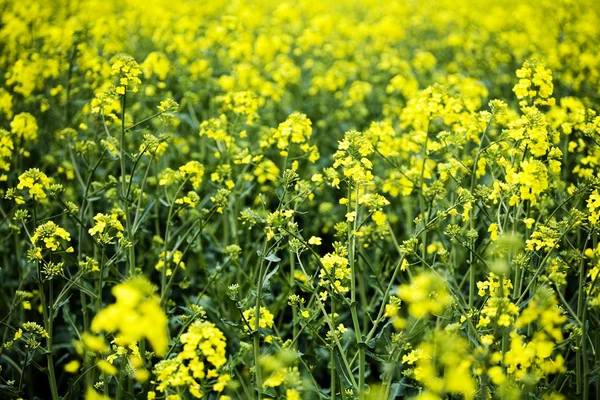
left=97, top=360, right=117, bottom=375
left=213, top=373, right=230, bottom=392
left=85, top=387, right=111, bottom=400
left=402, top=349, right=422, bottom=365
left=372, top=210, right=387, bottom=226
left=319, top=251, right=351, bottom=293
left=524, top=218, right=536, bottom=229
left=286, top=388, right=301, bottom=400
left=153, top=320, right=228, bottom=396
left=397, top=272, right=452, bottom=319
left=263, top=370, right=285, bottom=387
left=17, top=168, right=50, bottom=200
left=488, top=223, right=499, bottom=241
left=88, top=213, right=124, bottom=244
left=64, top=360, right=81, bottom=373
left=91, top=277, right=168, bottom=356
left=243, top=306, right=274, bottom=329
left=155, top=250, right=185, bottom=277
left=31, top=221, right=71, bottom=251
left=10, top=112, right=38, bottom=142
left=308, top=236, right=322, bottom=245
left=81, top=333, right=108, bottom=353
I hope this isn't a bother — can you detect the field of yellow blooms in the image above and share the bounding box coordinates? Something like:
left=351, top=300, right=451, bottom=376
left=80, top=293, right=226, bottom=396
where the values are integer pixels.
left=2, top=0, right=600, bottom=399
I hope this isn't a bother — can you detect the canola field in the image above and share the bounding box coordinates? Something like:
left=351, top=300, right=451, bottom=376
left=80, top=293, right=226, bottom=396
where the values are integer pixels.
left=1, top=0, right=600, bottom=399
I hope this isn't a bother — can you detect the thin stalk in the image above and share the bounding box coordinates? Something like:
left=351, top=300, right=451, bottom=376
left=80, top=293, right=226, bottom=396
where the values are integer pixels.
left=119, top=93, right=135, bottom=277
left=468, top=117, right=492, bottom=308
left=40, top=280, right=59, bottom=400
left=331, top=299, right=337, bottom=400
left=348, top=185, right=365, bottom=399
left=253, top=240, right=268, bottom=399
left=290, top=246, right=297, bottom=350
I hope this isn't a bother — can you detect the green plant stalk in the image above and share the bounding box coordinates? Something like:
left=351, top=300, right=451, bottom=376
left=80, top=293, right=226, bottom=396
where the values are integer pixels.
left=116, top=368, right=123, bottom=400
left=18, top=350, right=29, bottom=392
left=382, top=348, right=398, bottom=399
left=76, top=154, right=105, bottom=336
left=576, top=238, right=587, bottom=395
left=468, top=115, right=493, bottom=308
left=97, top=251, right=105, bottom=315
left=418, top=126, right=429, bottom=264
left=31, top=201, right=58, bottom=399
left=595, top=329, right=599, bottom=400
left=40, top=280, right=59, bottom=400
left=582, top=304, right=589, bottom=400
left=499, top=277, right=509, bottom=363
left=581, top=232, right=598, bottom=399
left=512, top=258, right=522, bottom=299
left=331, top=299, right=337, bottom=400
left=289, top=246, right=298, bottom=350
left=294, top=254, right=358, bottom=389
left=480, top=369, right=490, bottom=400
left=119, top=92, right=135, bottom=277
left=364, top=208, right=460, bottom=344
left=132, top=154, right=155, bottom=231
left=160, top=178, right=188, bottom=300
left=253, top=240, right=268, bottom=399
left=160, top=208, right=217, bottom=306
left=348, top=185, right=365, bottom=400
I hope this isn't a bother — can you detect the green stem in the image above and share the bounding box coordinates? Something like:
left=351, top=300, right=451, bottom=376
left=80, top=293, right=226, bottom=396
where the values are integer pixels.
left=253, top=240, right=268, bottom=399
left=348, top=185, right=365, bottom=399
left=468, top=115, right=493, bottom=308
left=289, top=246, right=297, bottom=350
left=41, top=280, right=59, bottom=400
left=120, top=93, right=136, bottom=277
left=331, top=299, right=337, bottom=400
left=419, top=124, right=429, bottom=264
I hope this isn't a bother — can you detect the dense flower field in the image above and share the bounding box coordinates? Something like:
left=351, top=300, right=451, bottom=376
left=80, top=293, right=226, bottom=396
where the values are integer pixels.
left=2, top=0, right=600, bottom=399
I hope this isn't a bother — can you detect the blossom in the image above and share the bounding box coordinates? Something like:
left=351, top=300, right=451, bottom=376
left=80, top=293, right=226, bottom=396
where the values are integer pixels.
left=243, top=307, right=274, bottom=329
left=31, top=221, right=71, bottom=251
left=91, top=277, right=168, bottom=357
left=17, top=168, right=50, bottom=200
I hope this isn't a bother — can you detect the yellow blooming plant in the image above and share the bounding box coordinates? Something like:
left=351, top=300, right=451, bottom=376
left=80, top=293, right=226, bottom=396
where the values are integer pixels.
left=90, top=277, right=168, bottom=357
left=152, top=319, right=229, bottom=398
left=2, top=0, right=600, bottom=399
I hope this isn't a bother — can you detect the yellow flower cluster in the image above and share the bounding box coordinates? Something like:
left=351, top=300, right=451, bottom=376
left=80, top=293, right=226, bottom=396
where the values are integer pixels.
left=217, top=90, right=263, bottom=126
left=243, top=306, right=275, bottom=330
left=159, top=161, right=204, bottom=190
left=587, top=189, right=600, bottom=225
left=513, top=60, right=555, bottom=107
left=260, top=111, right=318, bottom=161
left=31, top=221, right=71, bottom=252
left=2, top=0, right=600, bottom=398
left=10, top=112, right=38, bottom=145
left=476, top=273, right=519, bottom=328
left=88, top=212, right=125, bottom=245
left=155, top=250, right=185, bottom=277
left=410, top=331, right=476, bottom=400
left=397, top=272, right=452, bottom=320
left=332, top=130, right=374, bottom=185
left=90, top=277, right=168, bottom=357
left=503, top=291, right=566, bottom=382
left=0, top=129, right=13, bottom=181
left=111, top=54, right=143, bottom=96
left=319, top=250, right=351, bottom=294
left=16, top=168, right=50, bottom=201
left=3, top=321, right=49, bottom=350
left=153, top=320, right=228, bottom=398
